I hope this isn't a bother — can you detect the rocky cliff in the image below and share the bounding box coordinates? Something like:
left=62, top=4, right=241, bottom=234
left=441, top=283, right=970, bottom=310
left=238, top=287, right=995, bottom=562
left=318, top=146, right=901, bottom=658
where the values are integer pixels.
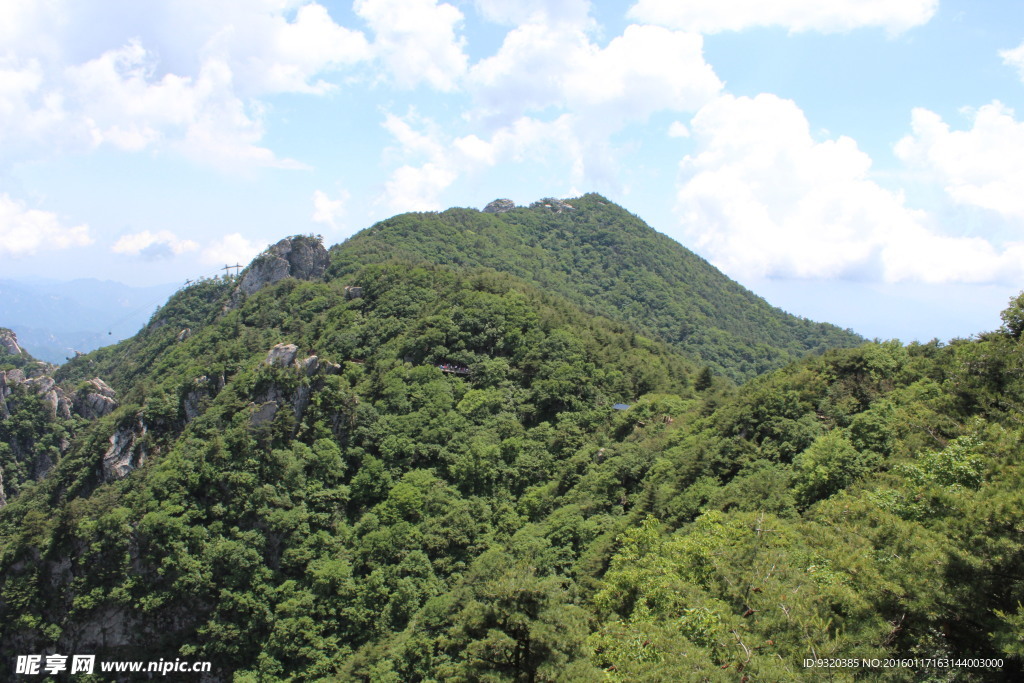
left=0, top=328, right=23, bottom=356
left=231, top=235, right=329, bottom=306
left=1, top=335, right=120, bottom=506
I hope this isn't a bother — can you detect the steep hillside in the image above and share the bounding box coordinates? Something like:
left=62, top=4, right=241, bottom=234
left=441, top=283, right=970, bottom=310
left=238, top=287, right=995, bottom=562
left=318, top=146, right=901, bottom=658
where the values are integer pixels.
left=3, top=228, right=1022, bottom=680
left=0, top=239, right=696, bottom=678
left=330, top=194, right=863, bottom=380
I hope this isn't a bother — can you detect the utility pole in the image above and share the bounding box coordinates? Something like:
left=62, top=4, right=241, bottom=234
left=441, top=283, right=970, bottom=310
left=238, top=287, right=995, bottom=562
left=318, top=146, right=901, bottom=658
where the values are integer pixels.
left=222, top=264, right=242, bottom=278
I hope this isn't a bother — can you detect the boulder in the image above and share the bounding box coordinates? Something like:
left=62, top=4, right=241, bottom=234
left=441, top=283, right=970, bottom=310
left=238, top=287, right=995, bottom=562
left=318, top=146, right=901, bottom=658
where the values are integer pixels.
left=86, top=378, right=116, bottom=399
left=266, top=343, right=299, bottom=368
left=483, top=198, right=516, bottom=214
left=25, top=376, right=54, bottom=394
left=77, top=392, right=117, bottom=420
left=74, top=378, right=117, bottom=420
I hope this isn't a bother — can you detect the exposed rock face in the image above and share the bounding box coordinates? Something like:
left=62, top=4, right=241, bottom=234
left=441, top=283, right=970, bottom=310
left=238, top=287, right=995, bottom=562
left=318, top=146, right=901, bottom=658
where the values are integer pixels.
left=0, top=468, right=6, bottom=508
left=266, top=343, right=299, bottom=368
left=232, top=235, right=329, bottom=304
left=250, top=401, right=279, bottom=427
left=75, top=378, right=118, bottom=420
left=23, top=376, right=72, bottom=419
left=102, top=416, right=148, bottom=482
left=25, top=376, right=54, bottom=394
left=483, top=198, right=516, bottom=214
left=251, top=349, right=343, bottom=429
left=3, top=370, right=114, bottom=422
left=0, top=328, right=22, bottom=355
left=181, top=373, right=225, bottom=424
left=183, top=376, right=209, bottom=422
left=0, top=370, right=9, bottom=419
left=529, top=197, right=574, bottom=213
left=344, top=285, right=363, bottom=299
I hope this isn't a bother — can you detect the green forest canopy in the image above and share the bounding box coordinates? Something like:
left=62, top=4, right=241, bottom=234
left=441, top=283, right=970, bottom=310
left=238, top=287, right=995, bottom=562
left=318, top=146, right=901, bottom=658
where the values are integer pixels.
left=0, top=205, right=1021, bottom=681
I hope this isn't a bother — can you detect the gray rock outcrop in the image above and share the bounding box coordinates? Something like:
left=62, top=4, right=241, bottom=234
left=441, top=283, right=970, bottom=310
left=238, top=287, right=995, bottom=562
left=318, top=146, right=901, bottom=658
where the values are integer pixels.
left=251, top=349, right=343, bottom=430
left=0, top=371, right=9, bottom=419
left=0, top=328, right=22, bottom=355
left=102, top=416, right=148, bottom=481
left=183, top=376, right=209, bottom=422
left=483, top=198, right=516, bottom=214
left=529, top=197, right=574, bottom=213
left=250, top=401, right=279, bottom=427
left=0, top=468, right=6, bottom=508
left=266, top=343, right=299, bottom=368
left=23, top=376, right=72, bottom=419
left=75, top=378, right=118, bottom=420
left=231, top=235, right=329, bottom=305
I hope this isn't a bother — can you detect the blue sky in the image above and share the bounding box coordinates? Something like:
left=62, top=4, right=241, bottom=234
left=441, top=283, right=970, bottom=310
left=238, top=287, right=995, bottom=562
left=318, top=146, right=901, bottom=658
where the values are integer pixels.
left=2, top=0, right=1024, bottom=342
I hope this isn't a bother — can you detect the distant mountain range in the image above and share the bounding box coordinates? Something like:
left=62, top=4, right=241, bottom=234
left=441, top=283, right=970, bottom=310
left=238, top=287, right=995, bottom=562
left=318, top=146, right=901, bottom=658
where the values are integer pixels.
left=0, top=278, right=178, bottom=363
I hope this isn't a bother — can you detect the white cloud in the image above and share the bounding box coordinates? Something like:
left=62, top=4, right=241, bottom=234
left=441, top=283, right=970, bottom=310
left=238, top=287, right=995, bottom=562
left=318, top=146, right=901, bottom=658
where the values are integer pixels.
left=378, top=111, right=580, bottom=211
left=0, top=193, right=93, bottom=256
left=355, top=0, right=467, bottom=91
left=675, top=94, right=1024, bottom=285
left=111, top=230, right=199, bottom=259
left=628, top=0, right=937, bottom=34
left=668, top=121, right=690, bottom=138
left=0, top=58, right=43, bottom=116
left=1000, top=42, right=1024, bottom=81
left=63, top=42, right=305, bottom=169
left=0, top=57, right=67, bottom=152
left=383, top=163, right=459, bottom=212
left=0, top=0, right=61, bottom=57
left=66, top=40, right=197, bottom=151
left=473, top=0, right=592, bottom=26
left=469, top=23, right=721, bottom=125
left=312, top=188, right=349, bottom=229
left=201, top=2, right=371, bottom=95
left=0, top=1, right=367, bottom=168
left=201, top=233, right=264, bottom=266
left=895, top=102, right=1024, bottom=221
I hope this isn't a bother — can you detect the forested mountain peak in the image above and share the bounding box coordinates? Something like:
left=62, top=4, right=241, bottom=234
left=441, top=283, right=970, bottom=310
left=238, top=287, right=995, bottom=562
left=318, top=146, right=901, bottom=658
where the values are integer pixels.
left=331, top=193, right=863, bottom=381
left=5, top=197, right=1023, bottom=681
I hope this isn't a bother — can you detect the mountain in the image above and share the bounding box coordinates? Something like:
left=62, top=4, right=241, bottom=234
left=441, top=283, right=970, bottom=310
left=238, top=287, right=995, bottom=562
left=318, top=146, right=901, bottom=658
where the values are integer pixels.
left=2, top=200, right=1022, bottom=680
left=0, top=278, right=178, bottom=364
left=331, top=194, right=862, bottom=381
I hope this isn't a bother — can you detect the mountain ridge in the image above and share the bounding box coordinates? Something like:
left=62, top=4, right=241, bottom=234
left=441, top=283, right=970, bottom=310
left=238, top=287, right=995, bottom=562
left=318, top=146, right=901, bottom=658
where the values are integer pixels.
left=4, top=199, right=1019, bottom=680
left=330, top=193, right=863, bottom=380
